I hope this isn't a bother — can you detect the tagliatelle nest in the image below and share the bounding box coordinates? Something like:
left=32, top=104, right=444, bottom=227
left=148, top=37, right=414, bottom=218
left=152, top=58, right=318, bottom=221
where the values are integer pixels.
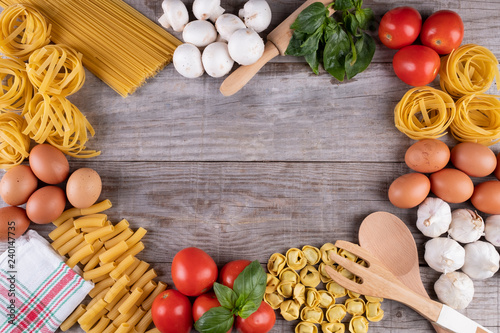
left=0, top=57, right=34, bottom=113
left=0, top=111, right=30, bottom=169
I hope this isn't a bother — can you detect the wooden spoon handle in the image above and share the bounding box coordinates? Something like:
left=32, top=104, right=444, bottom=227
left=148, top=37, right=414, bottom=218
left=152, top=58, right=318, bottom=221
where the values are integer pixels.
left=220, top=41, right=280, bottom=96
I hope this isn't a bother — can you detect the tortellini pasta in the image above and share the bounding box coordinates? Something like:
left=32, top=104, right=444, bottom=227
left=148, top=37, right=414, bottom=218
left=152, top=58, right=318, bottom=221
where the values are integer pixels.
left=366, top=302, right=384, bottom=322
left=318, top=290, right=335, bottom=309
left=293, top=283, right=306, bottom=305
left=318, top=263, right=334, bottom=283
left=321, top=322, right=346, bottom=333
left=347, top=290, right=361, bottom=299
left=295, top=321, right=318, bottom=333
left=338, top=248, right=358, bottom=262
left=280, top=299, right=301, bottom=321
left=326, top=281, right=347, bottom=298
left=300, top=265, right=321, bottom=287
left=266, top=273, right=280, bottom=293
left=325, top=304, right=347, bottom=323
left=349, top=316, right=369, bottom=333
left=321, top=243, right=338, bottom=265
left=277, top=280, right=294, bottom=298
left=302, top=245, right=321, bottom=265
left=264, top=292, right=284, bottom=309
left=337, top=265, right=355, bottom=280
left=300, top=306, right=324, bottom=324
left=345, top=298, right=366, bottom=316
left=364, top=296, right=383, bottom=303
left=305, top=288, right=321, bottom=308
left=287, top=248, right=308, bottom=270
left=268, top=253, right=287, bottom=276
left=280, top=267, right=300, bottom=285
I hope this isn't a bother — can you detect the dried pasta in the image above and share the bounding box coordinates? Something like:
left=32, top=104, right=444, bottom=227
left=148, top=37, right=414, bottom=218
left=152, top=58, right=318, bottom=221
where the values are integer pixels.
left=59, top=304, right=86, bottom=331
left=450, top=94, right=500, bottom=145
left=0, top=4, right=51, bottom=60
left=0, top=112, right=30, bottom=169
left=440, top=44, right=500, bottom=98
left=394, top=86, right=456, bottom=140
left=0, top=57, right=33, bottom=113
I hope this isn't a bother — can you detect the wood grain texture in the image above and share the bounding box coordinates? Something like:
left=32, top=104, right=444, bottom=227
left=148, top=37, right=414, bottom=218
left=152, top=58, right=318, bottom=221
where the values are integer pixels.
left=1, top=0, right=500, bottom=332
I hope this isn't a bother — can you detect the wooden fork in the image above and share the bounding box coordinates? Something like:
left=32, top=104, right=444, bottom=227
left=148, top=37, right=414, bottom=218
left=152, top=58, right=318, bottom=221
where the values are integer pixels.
left=324, top=240, right=492, bottom=333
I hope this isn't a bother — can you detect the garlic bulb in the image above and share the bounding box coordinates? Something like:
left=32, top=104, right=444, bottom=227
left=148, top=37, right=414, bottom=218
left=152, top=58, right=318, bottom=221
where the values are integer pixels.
left=424, top=238, right=465, bottom=273
left=416, top=197, right=452, bottom=237
left=461, top=241, right=500, bottom=280
left=448, top=209, right=484, bottom=244
left=485, top=215, right=500, bottom=246
left=434, top=272, right=474, bottom=310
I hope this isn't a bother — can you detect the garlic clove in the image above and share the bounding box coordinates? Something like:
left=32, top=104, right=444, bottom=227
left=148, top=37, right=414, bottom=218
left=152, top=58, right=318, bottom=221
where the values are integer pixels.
left=448, top=209, right=484, bottom=244
left=416, top=197, right=452, bottom=238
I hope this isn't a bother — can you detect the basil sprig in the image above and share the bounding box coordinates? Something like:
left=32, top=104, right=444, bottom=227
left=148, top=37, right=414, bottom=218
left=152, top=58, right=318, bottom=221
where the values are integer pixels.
left=194, top=260, right=267, bottom=333
left=285, top=0, right=375, bottom=81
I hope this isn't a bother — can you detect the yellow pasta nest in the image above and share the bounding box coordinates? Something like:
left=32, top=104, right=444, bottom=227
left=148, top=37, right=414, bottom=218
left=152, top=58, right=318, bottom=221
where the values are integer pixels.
left=0, top=57, right=34, bottom=113
left=23, top=93, right=100, bottom=158
left=394, top=86, right=456, bottom=140
left=0, top=111, right=30, bottom=169
left=27, top=44, right=85, bottom=96
left=440, top=44, right=500, bottom=98
left=450, top=94, right=500, bottom=146
left=0, top=4, right=51, bottom=60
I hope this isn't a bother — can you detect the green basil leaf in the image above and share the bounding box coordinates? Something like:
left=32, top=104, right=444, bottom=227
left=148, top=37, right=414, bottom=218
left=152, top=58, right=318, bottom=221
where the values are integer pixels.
left=305, top=50, right=320, bottom=74
left=285, top=30, right=309, bottom=56
left=345, top=32, right=376, bottom=79
left=213, top=282, right=238, bottom=310
left=290, top=2, right=328, bottom=34
left=353, top=0, right=363, bottom=9
left=334, top=0, right=354, bottom=11
left=194, top=307, right=234, bottom=333
left=323, top=27, right=350, bottom=81
left=355, top=7, right=373, bottom=30
left=344, top=12, right=359, bottom=37
left=324, top=18, right=340, bottom=42
left=238, top=300, right=259, bottom=319
left=299, top=25, right=324, bottom=55
left=232, top=260, right=267, bottom=318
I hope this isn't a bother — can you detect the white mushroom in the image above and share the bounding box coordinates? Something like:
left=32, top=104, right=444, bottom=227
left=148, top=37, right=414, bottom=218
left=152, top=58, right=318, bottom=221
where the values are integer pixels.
left=228, top=28, right=265, bottom=66
left=182, top=20, right=217, bottom=48
left=215, top=14, right=246, bottom=42
left=239, top=0, right=272, bottom=33
left=192, top=0, right=225, bottom=22
left=202, top=42, right=234, bottom=77
left=173, top=43, right=204, bottom=78
left=158, top=0, right=189, bottom=32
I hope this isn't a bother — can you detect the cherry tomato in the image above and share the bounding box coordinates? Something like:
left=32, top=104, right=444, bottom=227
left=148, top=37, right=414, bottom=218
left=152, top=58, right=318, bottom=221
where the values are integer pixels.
left=235, top=301, right=276, bottom=333
left=193, top=292, right=232, bottom=333
left=421, top=10, right=464, bottom=55
left=151, top=290, right=192, bottom=333
left=219, top=260, right=252, bottom=289
left=392, top=45, right=441, bottom=86
left=171, top=247, right=218, bottom=296
left=378, top=7, right=422, bottom=49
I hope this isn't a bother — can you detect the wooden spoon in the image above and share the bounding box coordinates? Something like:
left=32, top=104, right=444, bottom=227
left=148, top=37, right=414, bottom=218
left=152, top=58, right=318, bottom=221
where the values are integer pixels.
left=358, top=211, right=450, bottom=333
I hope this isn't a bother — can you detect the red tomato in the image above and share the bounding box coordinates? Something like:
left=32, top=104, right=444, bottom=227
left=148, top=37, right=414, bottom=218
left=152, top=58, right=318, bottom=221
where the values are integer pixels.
left=220, top=260, right=252, bottom=289
left=235, top=301, right=275, bottom=333
left=392, top=45, right=441, bottom=86
left=421, top=10, right=464, bottom=55
left=193, top=292, right=232, bottom=333
left=378, top=7, right=422, bottom=49
left=171, top=247, right=218, bottom=296
left=151, top=290, right=192, bottom=333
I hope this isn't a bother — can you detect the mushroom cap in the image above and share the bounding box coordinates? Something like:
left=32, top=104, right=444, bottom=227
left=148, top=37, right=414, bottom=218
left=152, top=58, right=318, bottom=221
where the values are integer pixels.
left=215, top=14, right=246, bottom=41
left=160, top=0, right=189, bottom=32
left=193, top=0, right=225, bottom=21
left=228, top=28, right=265, bottom=65
left=173, top=43, right=204, bottom=78
left=182, top=20, right=217, bottom=48
left=202, top=42, right=234, bottom=78
left=239, top=0, right=272, bottom=33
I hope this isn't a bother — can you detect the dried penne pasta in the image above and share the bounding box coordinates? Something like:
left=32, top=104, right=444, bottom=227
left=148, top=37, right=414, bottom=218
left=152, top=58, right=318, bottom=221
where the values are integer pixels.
left=88, top=315, right=111, bottom=333
left=119, top=287, right=143, bottom=314
left=84, top=262, right=116, bottom=281
left=134, top=280, right=156, bottom=306
left=67, top=238, right=88, bottom=257
left=145, top=328, right=160, bottom=333
left=100, top=240, right=129, bottom=264
left=108, top=293, right=131, bottom=320
left=122, top=258, right=141, bottom=278
left=52, top=207, right=81, bottom=227
left=135, top=309, right=152, bottom=333
left=85, top=225, right=115, bottom=243
left=115, top=323, right=132, bottom=333
left=87, top=287, right=111, bottom=310
left=113, top=305, right=137, bottom=327
left=105, top=287, right=129, bottom=312
left=127, top=261, right=150, bottom=287
left=82, top=226, right=104, bottom=234
left=90, top=277, right=115, bottom=298
left=74, top=214, right=107, bottom=229
left=81, top=199, right=113, bottom=215
left=84, top=247, right=107, bottom=271
left=116, top=242, right=144, bottom=264
left=131, top=269, right=157, bottom=291
left=60, top=304, right=86, bottom=331
left=103, top=324, right=118, bottom=333
left=58, top=233, right=85, bottom=256
left=110, top=255, right=135, bottom=280
left=51, top=228, right=80, bottom=251
left=81, top=308, right=108, bottom=332
left=66, top=243, right=94, bottom=268
left=48, top=218, right=75, bottom=240
left=125, top=228, right=147, bottom=248
left=142, top=282, right=167, bottom=311
left=126, top=306, right=146, bottom=327
left=105, top=275, right=131, bottom=303
left=78, top=299, right=107, bottom=326
left=100, top=219, right=130, bottom=242
left=105, top=228, right=134, bottom=249
left=81, top=240, right=104, bottom=265
left=93, top=274, right=111, bottom=283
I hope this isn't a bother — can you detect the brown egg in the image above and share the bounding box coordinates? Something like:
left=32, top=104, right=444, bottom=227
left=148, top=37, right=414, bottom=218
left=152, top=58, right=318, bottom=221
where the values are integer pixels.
left=29, top=144, right=69, bottom=184
left=451, top=142, right=497, bottom=177
left=66, top=168, right=102, bottom=209
left=26, top=186, right=66, bottom=224
left=388, top=173, right=430, bottom=208
left=494, top=153, right=500, bottom=180
left=430, top=168, right=474, bottom=203
left=0, top=206, right=31, bottom=241
left=471, top=181, right=500, bottom=214
left=405, top=139, right=450, bottom=173
left=0, top=165, right=38, bottom=206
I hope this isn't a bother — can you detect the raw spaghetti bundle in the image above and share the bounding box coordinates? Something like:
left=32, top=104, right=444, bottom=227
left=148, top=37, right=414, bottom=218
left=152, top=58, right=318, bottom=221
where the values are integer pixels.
left=440, top=44, right=500, bottom=98
left=0, top=57, right=33, bottom=112
left=0, top=3, right=51, bottom=60
left=23, top=93, right=99, bottom=157
left=0, top=111, right=30, bottom=169
left=26, top=44, right=85, bottom=96
left=450, top=94, right=500, bottom=145
left=395, top=86, right=456, bottom=140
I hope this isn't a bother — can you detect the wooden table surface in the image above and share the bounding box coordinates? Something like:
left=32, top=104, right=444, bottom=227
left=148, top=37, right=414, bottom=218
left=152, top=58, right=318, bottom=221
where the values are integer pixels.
left=2, top=0, right=500, bottom=332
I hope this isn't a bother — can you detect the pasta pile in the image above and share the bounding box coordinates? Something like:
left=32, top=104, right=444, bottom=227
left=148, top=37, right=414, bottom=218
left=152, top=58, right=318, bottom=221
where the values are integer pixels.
left=266, top=244, right=384, bottom=333
left=0, top=112, right=30, bottom=169
left=49, top=200, right=164, bottom=333
left=0, top=57, right=33, bottom=113
left=0, top=0, right=182, bottom=97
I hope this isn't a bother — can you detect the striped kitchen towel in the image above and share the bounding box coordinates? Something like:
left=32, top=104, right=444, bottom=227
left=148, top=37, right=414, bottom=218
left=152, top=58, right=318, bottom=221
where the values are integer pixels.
left=0, top=230, right=93, bottom=333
